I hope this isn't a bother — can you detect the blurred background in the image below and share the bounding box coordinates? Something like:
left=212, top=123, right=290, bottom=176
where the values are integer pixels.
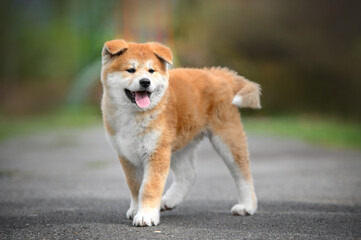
left=0, top=0, right=360, bottom=148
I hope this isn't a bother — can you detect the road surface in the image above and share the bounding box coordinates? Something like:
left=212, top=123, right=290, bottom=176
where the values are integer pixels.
left=0, top=127, right=360, bottom=239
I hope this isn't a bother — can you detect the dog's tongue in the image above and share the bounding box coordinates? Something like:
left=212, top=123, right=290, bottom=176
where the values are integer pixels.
left=135, top=91, right=150, bottom=109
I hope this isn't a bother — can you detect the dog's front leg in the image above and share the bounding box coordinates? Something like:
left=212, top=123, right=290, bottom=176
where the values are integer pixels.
left=133, top=146, right=171, bottom=227
left=118, top=156, right=142, bottom=220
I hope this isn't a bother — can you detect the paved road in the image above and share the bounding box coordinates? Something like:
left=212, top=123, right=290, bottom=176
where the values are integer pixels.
left=0, top=126, right=360, bottom=239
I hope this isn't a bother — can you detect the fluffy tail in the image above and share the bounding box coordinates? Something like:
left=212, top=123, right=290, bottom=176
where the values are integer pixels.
left=208, top=67, right=261, bottom=109
left=232, top=77, right=261, bottom=109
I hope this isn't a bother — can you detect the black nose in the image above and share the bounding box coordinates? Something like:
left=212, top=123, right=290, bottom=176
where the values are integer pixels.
left=139, top=78, right=151, bottom=88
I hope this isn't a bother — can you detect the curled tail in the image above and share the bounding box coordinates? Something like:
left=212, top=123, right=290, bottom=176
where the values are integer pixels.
left=232, top=77, right=261, bottom=109
left=208, top=67, right=261, bottom=109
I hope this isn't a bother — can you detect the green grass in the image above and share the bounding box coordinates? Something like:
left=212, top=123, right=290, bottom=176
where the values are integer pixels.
left=243, top=116, right=361, bottom=150
left=1, top=108, right=360, bottom=150
left=0, top=106, right=102, bottom=141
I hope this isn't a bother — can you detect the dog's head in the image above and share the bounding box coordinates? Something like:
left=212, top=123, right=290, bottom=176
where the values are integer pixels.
left=101, top=39, right=173, bottom=110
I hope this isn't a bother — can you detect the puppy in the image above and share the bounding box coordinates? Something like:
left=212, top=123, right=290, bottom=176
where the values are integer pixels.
left=101, top=39, right=261, bottom=227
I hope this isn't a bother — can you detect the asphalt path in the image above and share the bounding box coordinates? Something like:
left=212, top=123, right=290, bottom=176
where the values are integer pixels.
left=0, top=126, right=360, bottom=239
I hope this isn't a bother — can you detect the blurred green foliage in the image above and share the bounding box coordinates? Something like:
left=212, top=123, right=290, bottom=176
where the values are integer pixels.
left=174, top=0, right=361, bottom=120
left=0, top=0, right=360, bottom=122
left=0, top=0, right=115, bottom=113
left=0, top=0, right=114, bottom=83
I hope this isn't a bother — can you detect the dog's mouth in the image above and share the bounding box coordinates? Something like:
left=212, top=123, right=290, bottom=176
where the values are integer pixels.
left=125, top=89, right=152, bottom=109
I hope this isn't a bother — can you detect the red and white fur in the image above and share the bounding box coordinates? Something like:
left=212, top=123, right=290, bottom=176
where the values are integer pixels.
left=101, top=39, right=261, bottom=226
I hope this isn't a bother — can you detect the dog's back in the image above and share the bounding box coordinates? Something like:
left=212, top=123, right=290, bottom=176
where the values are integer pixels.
left=163, top=67, right=261, bottom=151
left=169, top=67, right=261, bottom=111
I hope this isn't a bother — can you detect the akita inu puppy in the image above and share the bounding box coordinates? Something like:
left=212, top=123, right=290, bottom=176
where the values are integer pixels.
left=101, top=39, right=261, bottom=226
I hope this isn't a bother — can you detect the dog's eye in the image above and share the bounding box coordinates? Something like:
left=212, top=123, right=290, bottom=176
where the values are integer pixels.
left=148, top=69, right=155, bottom=74
left=126, top=68, right=136, bottom=73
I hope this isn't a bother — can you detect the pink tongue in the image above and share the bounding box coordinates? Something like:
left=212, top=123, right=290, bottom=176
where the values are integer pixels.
left=135, top=91, right=150, bottom=109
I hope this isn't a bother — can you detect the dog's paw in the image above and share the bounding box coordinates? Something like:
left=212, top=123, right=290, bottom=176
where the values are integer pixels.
left=126, top=207, right=137, bottom=220
left=132, top=209, right=160, bottom=227
left=160, top=196, right=177, bottom=211
left=231, top=204, right=256, bottom=216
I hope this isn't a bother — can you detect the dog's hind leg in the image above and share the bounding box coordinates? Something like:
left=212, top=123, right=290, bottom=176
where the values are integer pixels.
left=161, top=144, right=197, bottom=211
left=210, top=123, right=257, bottom=216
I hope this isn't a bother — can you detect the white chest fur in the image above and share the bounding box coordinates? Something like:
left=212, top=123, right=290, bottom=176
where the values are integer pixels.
left=104, top=107, right=161, bottom=167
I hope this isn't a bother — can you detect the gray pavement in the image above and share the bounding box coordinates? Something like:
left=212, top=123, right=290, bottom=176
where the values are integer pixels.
left=0, top=126, right=360, bottom=239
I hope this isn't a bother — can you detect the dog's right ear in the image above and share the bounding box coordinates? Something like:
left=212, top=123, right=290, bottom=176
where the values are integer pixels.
left=102, top=39, right=129, bottom=64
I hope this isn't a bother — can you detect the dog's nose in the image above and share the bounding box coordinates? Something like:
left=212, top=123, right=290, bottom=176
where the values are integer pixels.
left=139, top=78, right=151, bottom=88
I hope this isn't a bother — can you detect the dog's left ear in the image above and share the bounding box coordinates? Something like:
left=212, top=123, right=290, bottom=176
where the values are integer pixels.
left=149, top=42, right=173, bottom=65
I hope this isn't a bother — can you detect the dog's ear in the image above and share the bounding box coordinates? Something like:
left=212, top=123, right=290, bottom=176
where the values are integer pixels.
left=102, top=39, right=129, bottom=64
left=149, top=42, right=173, bottom=65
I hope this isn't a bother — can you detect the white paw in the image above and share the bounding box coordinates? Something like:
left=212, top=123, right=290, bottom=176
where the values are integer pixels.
left=126, top=207, right=137, bottom=220
left=132, top=209, right=160, bottom=227
left=231, top=203, right=256, bottom=216
left=160, top=196, right=178, bottom=211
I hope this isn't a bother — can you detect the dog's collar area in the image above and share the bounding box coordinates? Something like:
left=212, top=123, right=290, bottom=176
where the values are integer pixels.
left=124, top=89, right=151, bottom=104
